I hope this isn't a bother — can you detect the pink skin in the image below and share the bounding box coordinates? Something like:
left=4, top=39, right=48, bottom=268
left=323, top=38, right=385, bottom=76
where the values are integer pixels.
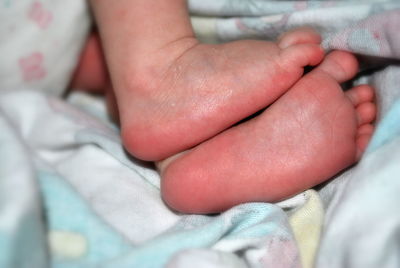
left=118, top=31, right=324, bottom=161
left=158, top=51, right=376, bottom=214
left=70, top=33, right=109, bottom=94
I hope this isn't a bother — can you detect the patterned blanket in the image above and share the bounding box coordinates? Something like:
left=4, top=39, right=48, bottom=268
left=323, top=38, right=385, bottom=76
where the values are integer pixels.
left=1, top=1, right=400, bottom=267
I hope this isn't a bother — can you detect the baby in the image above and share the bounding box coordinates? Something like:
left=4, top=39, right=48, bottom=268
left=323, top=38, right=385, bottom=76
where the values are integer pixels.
left=72, top=0, right=376, bottom=214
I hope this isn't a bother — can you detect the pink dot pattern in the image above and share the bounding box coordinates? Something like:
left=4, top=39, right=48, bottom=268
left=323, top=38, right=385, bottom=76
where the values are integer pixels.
left=28, top=1, right=53, bottom=29
left=18, top=52, right=46, bottom=82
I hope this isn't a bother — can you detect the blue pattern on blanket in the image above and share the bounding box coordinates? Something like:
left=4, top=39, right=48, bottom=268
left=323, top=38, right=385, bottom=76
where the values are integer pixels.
left=38, top=171, right=133, bottom=267
left=100, top=204, right=297, bottom=268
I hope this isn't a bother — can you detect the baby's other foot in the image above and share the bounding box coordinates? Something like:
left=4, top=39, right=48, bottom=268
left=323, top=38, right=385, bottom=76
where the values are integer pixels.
left=159, top=51, right=376, bottom=214
left=119, top=28, right=324, bottom=161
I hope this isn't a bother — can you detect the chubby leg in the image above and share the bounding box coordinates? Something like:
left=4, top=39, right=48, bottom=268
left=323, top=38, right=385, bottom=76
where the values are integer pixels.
left=159, top=51, right=376, bottom=214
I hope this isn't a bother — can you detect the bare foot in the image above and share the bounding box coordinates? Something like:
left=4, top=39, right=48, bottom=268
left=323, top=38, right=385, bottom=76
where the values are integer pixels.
left=158, top=51, right=376, bottom=214
left=117, top=28, right=324, bottom=161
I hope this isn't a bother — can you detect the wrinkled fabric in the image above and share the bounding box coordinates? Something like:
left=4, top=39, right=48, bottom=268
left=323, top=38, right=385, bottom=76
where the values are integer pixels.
left=1, top=1, right=400, bottom=267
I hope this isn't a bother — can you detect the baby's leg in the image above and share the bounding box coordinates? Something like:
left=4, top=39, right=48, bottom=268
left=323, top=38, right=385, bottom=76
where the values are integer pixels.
left=158, top=51, right=376, bottom=214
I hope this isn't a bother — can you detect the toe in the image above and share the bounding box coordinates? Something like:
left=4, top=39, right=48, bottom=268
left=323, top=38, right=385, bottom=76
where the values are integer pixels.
left=278, top=27, right=322, bottom=49
left=357, top=124, right=375, bottom=137
left=356, top=102, right=376, bottom=125
left=345, top=85, right=375, bottom=106
left=280, top=43, right=324, bottom=67
left=316, top=51, right=359, bottom=83
left=356, top=133, right=373, bottom=160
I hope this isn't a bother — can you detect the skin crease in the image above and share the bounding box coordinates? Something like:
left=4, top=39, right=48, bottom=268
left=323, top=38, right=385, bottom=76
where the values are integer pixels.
left=72, top=1, right=376, bottom=214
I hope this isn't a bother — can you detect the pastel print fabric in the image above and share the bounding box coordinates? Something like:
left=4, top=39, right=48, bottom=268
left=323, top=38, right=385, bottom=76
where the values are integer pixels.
left=0, top=0, right=90, bottom=96
left=1, top=1, right=400, bottom=268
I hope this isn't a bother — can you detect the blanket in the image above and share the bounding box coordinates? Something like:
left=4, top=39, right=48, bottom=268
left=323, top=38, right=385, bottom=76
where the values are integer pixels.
left=1, top=1, right=400, bottom=267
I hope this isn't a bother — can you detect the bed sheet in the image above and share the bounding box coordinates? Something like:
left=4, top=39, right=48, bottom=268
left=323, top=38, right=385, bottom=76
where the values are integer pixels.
left=1, top=1, right=400, bottom=268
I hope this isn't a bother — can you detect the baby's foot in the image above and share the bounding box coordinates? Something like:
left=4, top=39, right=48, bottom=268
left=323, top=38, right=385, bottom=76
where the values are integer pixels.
left=159, top=51, right=376, bottom=214
left=119, top=28, right=324, bottom=160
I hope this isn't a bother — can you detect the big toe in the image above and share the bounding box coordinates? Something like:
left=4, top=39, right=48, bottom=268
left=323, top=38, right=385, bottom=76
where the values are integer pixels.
left=316, top=51, right=359, bottom=83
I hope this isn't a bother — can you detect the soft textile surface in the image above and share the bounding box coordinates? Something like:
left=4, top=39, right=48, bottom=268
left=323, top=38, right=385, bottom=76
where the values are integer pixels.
left=0, top=0, right=90, bottom=96
left=1, top=1, right=400, bottom=268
